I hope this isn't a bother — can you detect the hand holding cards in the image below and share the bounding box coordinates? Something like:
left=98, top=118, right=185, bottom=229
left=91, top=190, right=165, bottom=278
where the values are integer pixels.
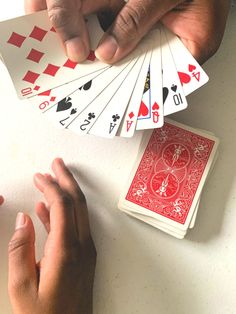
left=118, top=120, right=219, bottom=239
left=0, top=10, right=209, bottom=138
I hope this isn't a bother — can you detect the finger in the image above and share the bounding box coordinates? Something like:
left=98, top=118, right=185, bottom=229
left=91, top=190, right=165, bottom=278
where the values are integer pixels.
left=8, top=213, right=37, bottom=306
left=34, top=173, right=78, bottom=246
left=0, top=195, right=4, bottom=205
left=24, top=0, right=47, bottom=14
left=95, top=0, right=182, bottom=63
left=51, top=158, right=90, bottom=242
left=46, top=0, right=90, bottom=62
left=35, top=202, right=50, bottom=233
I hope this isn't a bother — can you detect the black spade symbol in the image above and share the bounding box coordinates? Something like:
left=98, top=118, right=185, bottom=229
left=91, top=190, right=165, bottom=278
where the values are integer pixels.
left=79, top=80, right=92, bottom=91
left=56, top=97, right=72, bottom=112
left=70, top=108, right=77, bottom=115
left=171, top=84, right=177, bottom=92
left=163, top=87, right=169, bottom=104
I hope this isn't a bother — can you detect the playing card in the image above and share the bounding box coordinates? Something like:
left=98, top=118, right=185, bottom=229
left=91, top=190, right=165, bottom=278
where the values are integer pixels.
left=160, top=28, right=188, bottom=116
left=136, top=28, right=163, bottom=130
left=67, top=58, right=138, bottom=135
left=0, top=10, right=108, bottom=99
left=189, top=199, right=200, bottom=229
left=118, top=50, right=152, bottom=137
left=118, top=119, right=219, bottom=232
left=188, top=150, right=218, bottom=229
left=89, top=55, right=146, bottom=138
left=120, top=208, right=186, bottom=239
left=43, top=60, right=135, bottom=129
left=28, top=67, right=110, bottom=112
left=164, top=27, right=209, bottom=96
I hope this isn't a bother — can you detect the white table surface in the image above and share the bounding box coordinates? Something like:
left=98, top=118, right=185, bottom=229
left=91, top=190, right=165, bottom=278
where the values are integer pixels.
left=0, top=3, right=236, bottom=314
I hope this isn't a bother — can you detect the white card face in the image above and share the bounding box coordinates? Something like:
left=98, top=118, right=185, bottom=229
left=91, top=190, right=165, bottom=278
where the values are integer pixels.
left=43, top=31, right=153, bottom=131
left=43, top=61, right=133, bottom=129
left=28, top=67, right=110, bottom=112
left=161, top=28, right=188, bottom=116
left=136, top=29, right=163, bottom=130
left=0, top=10, right=108, bottom=99
left=67, top=59, right=138, bottom=135
left=164, top=27, right=209, bottom=96
left=89, top=55, right=146, bottom=138
left=118, top=51, right=152, bottom=138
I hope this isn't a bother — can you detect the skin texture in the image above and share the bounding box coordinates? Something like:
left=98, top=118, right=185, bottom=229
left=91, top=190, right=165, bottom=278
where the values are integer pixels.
left=24, top=0, right=231, bottom=64
left=0, top=195, right=4, bottom=205
left=8, top=158, right=96, bottom=314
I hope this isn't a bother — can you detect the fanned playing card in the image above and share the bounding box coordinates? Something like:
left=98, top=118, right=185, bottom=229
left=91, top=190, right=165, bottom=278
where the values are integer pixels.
left=0, top=10, right=211, bottom=139
left=117, top=50, right=152, bottom=137
left=29, top=67, right=109, bottom=112
left=136, top=28, right=163, bottom=130
left=0, top=10, right=108, bottom=98
left=160, top=28, right=188, bottom=116
left=43, top=60, right=134, bottom=129
left=67, top=59, right=138, bottom=135
left=89, top=56, right=146, bottom=138
left=118, top=119, right=219, bottom=238
left=163, top=27, right=209, bottom=96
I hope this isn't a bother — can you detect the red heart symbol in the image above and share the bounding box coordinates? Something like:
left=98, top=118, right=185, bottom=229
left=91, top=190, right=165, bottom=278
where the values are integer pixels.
left=188, top=64, right=196, bottom=72
left=138, top=101, right=149, bottom=117
left=178, top=72, right=191, bottom=85
left=152, top=102, right=159, bottom=110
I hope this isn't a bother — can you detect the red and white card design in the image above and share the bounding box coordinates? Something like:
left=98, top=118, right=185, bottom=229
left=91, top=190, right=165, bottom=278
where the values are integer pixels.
left=119, top=119, right=219, bottom=231
left=0, top=10, right=107, bottom=99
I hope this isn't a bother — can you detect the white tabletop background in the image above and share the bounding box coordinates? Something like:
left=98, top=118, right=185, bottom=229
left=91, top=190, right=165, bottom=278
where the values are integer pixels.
left=0, top=3, right=236, bottom=314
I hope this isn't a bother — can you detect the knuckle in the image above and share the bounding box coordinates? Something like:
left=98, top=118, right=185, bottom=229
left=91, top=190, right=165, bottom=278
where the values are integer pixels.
left=59, top=242, right=81, bottom=265
left=48, top=6, right=72, bottom=30
left=56, top=192, right=74, bottom=208
left=8, top=238, right=31, bottom=254
left=115, top=4, right=145, bottom=40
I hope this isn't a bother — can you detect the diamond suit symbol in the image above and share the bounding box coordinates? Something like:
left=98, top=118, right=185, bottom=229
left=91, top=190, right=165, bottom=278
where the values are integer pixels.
left=7, top=32, right=26, bottom=48
left=22, top=71, right=40, bottom=84
left=43, top=64, right=60, bottom=76
left=63, top=59, right=78, bottom=69
left=26, top=49, right=44, bottom=63
left=29, top=26, right=47, bottom=41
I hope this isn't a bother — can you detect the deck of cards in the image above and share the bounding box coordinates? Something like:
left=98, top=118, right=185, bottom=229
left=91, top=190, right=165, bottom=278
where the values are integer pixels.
left=118, top=120, right=219, bottom=239
left=0, top=10, right=209, bottom=138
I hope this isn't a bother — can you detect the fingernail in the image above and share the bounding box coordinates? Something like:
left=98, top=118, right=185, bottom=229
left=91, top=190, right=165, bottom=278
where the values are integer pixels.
left=34, top=173, right=45, bottom=186
left=15, top=212, right=26, bottom=230
left=65, top=37, right=89, bottom=63
left=57, top=158, right=65, bottom=166
left=95, top=35, right=118, bottom=62
left=34, top=173, right=44, bottom=181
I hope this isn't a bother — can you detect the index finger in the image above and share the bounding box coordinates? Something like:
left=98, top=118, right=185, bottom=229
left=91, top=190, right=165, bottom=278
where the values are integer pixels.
left=33, top=173, right=78, bottom=247
left=46, top=0, right=90, bottom=62
left=51, top=158, right=91, bottom=243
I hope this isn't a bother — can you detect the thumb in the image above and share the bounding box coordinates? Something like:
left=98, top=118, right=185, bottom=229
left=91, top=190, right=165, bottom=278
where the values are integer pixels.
left=8, top=213, right=37, bottom=306
left=95, top=0, right=182, bottom=63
